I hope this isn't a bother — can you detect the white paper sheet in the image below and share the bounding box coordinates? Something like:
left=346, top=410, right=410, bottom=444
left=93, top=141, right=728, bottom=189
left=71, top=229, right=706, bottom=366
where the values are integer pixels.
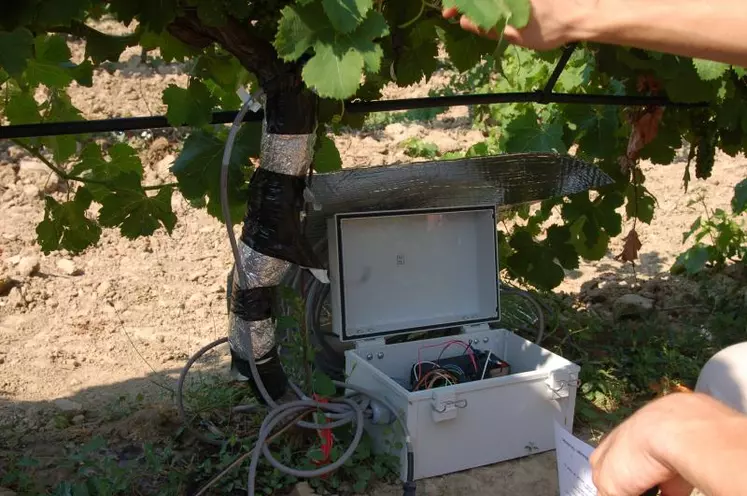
left=554, top=420, right=598, bottom=496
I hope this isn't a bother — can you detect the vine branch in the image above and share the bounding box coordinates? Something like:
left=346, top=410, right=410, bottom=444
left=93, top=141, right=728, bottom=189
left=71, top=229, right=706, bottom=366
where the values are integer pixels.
left=12, top=139, right=177, bottom=192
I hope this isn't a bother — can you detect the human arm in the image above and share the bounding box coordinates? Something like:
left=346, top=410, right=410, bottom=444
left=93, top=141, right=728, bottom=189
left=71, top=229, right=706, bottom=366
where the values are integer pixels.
left=443, top=0, right=747, bottom=67
left=590, top=392, right=747, bottom=496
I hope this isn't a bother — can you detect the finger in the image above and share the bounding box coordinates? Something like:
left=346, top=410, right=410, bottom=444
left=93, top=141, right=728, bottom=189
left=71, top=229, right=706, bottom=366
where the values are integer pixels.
left=502, top=25, right=523, bottom=45
left=659, top=477, right=694, bottom=496
left=459, top=16, right=499, bottom=40
left=442, top=7, right=459, bottom=19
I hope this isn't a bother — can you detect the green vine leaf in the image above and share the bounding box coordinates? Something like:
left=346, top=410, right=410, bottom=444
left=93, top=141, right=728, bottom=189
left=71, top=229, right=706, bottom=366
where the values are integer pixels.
left=501, top=107, right=567, bottom=153
left=140, top=30, right=196, bottom=63
left=692, top=58, right=730, bottom=81
left=625, top=185, right=656, bottom=224
left=42, top=91, right=84, bottom=164
left=171, top=124, right=260, bottom=223
left=508, top=229, right=566, bottom=291
left=732, top=179, right=747, bottom=215
left=71, top=143, right=144, bottom=200
left=436, top=24, right=498, bottom=73
left=5, top=90, right=41, bottom=125
left=673, top=244, right=711, bottom=275
left=98, top=174, right=177, bottom=238
left=314, top=135, right=342, bottom=172
left=163, top=80, right=219, bottom=127
left=443, top=0, right=530, bottom=30
left=391, top=20, right=439, bottom=86
left=303, top=44, right=365, bottom=99
left=322, top=0, right=372, bottom=33
left=84, top=29, right=138, bottom=64
left=0, top=28, right=34, bottom=78
left=37, top=187, right=102, bottom=254
left=276, top=4, right=388, bottom=99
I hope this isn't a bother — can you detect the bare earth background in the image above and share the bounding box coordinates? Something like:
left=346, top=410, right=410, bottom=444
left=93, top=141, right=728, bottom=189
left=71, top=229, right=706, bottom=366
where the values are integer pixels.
left=1, top=23, right=746, bottom=496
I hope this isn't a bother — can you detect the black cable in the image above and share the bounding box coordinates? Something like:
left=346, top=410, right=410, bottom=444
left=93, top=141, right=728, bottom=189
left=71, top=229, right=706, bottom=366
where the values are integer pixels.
left=0, top=92, right=708, bottom=140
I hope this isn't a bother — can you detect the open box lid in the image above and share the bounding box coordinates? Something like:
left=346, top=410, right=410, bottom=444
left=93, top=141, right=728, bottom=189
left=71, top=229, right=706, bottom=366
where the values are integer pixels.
left=327, top=205, right=500, bottom=342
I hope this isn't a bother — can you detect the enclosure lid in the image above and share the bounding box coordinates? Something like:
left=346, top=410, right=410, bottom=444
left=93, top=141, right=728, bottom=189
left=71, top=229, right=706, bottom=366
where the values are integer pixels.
left=328, top=205, right=500, bottom=342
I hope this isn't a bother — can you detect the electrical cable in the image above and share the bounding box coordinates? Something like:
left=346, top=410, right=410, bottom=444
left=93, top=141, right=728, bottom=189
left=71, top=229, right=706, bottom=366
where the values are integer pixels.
left=203, top=96, right=416, bottom=496
left=480, top=351, right=493, bottom=380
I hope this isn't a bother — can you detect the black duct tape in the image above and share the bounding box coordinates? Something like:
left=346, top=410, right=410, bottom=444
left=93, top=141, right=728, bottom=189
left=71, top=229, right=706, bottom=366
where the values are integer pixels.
left=263, top=74, right=317, bottom=135
left=241, top=168, right=322, bottom=269
left=230, top=345, right=288, bottom=403
left=231, top=287, right=274, bottom=322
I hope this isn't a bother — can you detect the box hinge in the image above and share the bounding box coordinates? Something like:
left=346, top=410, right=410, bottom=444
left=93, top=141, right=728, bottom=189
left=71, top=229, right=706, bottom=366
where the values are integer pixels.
left=354, top=337, right=386, bottom=352
left=546, top=370, right=580, bottom=400
left=462, top=323, right=492, bottom=334
left=431, top=389, right=467, bottom=422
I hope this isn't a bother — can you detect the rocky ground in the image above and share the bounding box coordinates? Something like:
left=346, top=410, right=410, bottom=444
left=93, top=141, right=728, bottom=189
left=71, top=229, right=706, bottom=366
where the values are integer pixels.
left=1, top=22, right=746, bottom=496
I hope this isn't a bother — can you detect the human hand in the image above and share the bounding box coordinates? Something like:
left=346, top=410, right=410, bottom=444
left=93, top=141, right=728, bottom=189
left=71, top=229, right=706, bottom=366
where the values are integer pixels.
left=442, top=0, right=598, bottom=51
left=590, top=392, right=740, bottom=496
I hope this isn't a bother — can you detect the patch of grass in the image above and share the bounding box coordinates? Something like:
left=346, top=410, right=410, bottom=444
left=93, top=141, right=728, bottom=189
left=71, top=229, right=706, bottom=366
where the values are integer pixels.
left=363, top=106, right=448, bottom=130
left=542, top=271, right=747, bottom=432
left=400, top=137, right=440, bottom=159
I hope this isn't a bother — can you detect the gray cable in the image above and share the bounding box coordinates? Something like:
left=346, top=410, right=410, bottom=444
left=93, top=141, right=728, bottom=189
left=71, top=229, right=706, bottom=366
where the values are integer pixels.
left=215, top=97, right=413, bottom=496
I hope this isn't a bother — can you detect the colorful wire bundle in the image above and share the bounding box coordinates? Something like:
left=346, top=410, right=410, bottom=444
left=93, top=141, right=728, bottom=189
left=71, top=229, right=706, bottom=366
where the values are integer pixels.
left=413, top=368, right=459, bottom=391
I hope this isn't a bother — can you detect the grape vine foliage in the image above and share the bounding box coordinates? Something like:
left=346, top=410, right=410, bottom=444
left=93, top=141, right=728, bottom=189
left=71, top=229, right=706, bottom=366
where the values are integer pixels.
left=1, top=0, right=745, bottom=290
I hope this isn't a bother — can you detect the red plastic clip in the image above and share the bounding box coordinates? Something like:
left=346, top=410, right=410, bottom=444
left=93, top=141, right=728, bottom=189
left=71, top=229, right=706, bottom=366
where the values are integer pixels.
left=312, top=394, right=334, bottom=476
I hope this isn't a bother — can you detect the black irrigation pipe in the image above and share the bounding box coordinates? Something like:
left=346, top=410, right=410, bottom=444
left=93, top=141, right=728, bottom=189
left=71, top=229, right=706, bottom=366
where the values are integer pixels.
left=0, top=91, right=709, bottom=140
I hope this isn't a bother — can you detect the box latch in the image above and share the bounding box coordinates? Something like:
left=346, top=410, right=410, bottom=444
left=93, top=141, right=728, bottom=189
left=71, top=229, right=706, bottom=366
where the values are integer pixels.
left=431, top=389, right=467, bottom=422
left=546, top=370, right=580, bottom=400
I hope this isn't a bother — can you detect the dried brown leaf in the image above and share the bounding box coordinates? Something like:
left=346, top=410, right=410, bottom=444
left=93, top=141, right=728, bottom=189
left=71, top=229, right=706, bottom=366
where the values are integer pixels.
left=616, top=229, right=643, bottom=263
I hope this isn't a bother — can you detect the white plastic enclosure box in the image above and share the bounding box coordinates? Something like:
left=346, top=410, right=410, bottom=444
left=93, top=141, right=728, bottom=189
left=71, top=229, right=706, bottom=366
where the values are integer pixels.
left=326, top=206, right=580, bottom=480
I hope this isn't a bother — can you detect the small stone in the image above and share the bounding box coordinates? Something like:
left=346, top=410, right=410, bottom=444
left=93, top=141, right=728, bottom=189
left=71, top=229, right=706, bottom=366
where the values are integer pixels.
left=0, top=357, right=5, bottom=365
left=19, top=158, right=47, bottom=173
left=97, top=281, right=112, bottom=295
left=613, top=294, right=655, bottom=320
left=16, top=256, right=39, bottom=277
left=7, top=255, right=21, bottom=266
left=53, top=398, right=83, bottom=412
left=289, top=482, right=317, bottom=496
left=22, top=184, right=40, bottom=199
left=71, top=414, right=85, bottom=425
left=7, top=287, right=24, bottom=307
left=187, top=293, right=204, bottom=305
left=157, top=335, right=165, bottom=343
left=188, top=270, right=206, bottom=282
left=56, top=259, right=80, bottom=276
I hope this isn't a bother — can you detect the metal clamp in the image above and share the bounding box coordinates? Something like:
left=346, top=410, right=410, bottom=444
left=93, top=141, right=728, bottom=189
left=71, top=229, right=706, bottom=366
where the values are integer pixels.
left=431, top=390, right=467, bottom=422
left=432, top=399, right=468, bottom=413
left=547, top=371, right=581, bottom=400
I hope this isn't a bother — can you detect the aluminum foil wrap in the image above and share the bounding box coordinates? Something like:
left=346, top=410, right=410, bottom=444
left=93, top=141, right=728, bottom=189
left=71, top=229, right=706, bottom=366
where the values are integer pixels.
left=260, top=132, right=315, bottom=176
left=237, top=241, right=291, bottom=287
left=229, top=315, right=277, bottom=361
left=303, top=153, right=613, bottom=246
